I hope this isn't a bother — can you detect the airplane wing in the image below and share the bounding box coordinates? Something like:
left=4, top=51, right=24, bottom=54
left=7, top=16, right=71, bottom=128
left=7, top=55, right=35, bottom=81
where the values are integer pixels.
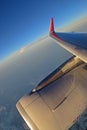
left=16, top=19, right=87, bottom=130
left=49, top=18, right=87, bottom=63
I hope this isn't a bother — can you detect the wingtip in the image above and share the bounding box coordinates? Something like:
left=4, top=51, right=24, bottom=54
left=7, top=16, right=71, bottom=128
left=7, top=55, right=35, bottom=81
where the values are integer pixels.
left=50, top=17, right=55, bottom=33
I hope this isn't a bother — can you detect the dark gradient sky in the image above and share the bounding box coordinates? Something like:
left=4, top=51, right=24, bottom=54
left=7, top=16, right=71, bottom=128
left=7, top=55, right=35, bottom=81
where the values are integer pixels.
left=0, top=0, right=87, bottom=60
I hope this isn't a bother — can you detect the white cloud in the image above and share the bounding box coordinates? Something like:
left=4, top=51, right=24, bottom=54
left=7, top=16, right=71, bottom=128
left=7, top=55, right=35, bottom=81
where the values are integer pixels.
left=17, top=46, right=27, bottom=55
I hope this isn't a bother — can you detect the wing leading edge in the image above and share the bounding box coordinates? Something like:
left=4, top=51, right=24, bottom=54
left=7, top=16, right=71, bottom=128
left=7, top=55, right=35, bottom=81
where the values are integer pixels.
left=49, top=18, right=87, bottom=63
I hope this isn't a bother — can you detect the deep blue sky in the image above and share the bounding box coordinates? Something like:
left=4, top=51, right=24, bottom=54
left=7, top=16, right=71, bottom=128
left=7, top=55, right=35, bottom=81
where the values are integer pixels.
left=0, top=0, right=87, bottom=60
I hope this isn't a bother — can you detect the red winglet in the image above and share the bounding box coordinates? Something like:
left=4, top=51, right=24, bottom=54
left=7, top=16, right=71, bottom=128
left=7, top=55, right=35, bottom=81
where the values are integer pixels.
left=50, top=18, right=54, bottom=33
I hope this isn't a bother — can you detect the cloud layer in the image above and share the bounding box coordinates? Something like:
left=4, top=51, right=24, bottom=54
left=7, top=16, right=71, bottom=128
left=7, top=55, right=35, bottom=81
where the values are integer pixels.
left=59, top=15, right=87, bottom=32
